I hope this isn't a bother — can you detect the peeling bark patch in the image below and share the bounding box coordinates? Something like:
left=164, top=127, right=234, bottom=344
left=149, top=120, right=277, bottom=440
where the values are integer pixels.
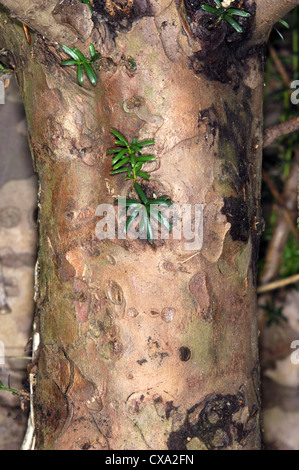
left=167, top=392, right=250, bottom=450
left=165, top=401, right=175, bottom=420
left=221, top=196, right=249, bottom=243
left=73, top=278, right=90, bottom=322
left=105, top=280, right=123, bottom=305
left=189, top=271, right=213, bottom=320
left=88, top=309, right=124, bottom=360
left=52, top=0, right=93, bottom=40
left=93, top=0, right=152, bottom=34
left=183, top=1, right=256, bottom=83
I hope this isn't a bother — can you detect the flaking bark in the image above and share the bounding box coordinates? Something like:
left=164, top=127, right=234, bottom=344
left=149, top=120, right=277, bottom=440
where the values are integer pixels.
left=0, top=0, right=298, bottom=450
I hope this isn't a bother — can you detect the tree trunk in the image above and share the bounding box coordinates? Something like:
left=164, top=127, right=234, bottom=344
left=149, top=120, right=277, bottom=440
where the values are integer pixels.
left=0, top=0, right=298, bottom=451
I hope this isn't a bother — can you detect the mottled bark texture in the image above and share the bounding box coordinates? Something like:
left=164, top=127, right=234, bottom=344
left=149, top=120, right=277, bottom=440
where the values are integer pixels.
left=0, top=0, right=298, bottom=450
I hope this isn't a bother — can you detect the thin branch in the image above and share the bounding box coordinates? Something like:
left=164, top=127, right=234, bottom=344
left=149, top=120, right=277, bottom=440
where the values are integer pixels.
left=257, top=273, right=299, bottom=293
left=260, top=151, right=299, bottom=285
left=263, top=117, right=299, bottom=148
left=268, top=44, right=291, bottom=90
left=250, top=0, right=299, bottom=46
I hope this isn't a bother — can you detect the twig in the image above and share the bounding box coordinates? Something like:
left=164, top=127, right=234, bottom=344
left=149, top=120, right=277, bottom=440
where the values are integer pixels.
left=260, top=151, right=299, bottom=285
left=257, top=274, right=299, bottom=293
left=180, top=251, right=201, bottom=264
left=263, top=116, right=299, bottom=148
left=268, top=44, right=291, bottom=89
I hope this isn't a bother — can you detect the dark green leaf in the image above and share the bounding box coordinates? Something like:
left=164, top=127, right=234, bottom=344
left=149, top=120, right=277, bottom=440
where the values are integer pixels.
left=146, top=216, right=154, bottom=243
left=136, top=140, right=155, bottom=148
left=89, top=43, right=96, bottom=59
left=150, top=207, right=172, bottom=232
left=110, top=168, right=129, bottom=175
left=62, top=45, right=80, bottom=61
left=130, top=152, right=136, bottom=166
left=201, top=5, right=220, bottom=15
left=136, top=171, right=150, bottom=180
left=126, top=207, right=141, bottom=233
left=227, top=8, right=251, bottom=17
left=83, top=62, right=97, bottom=86
left=136, top=155, right=155, bottom=162
left=91, top=54, right=102, bottom=61
left=139, top=209, right=148, bottom=234
left=77, top=64, right=83, bottom=85
left=71, top=47, right=86, bottom=63
left=61, top=59, right=79, bottom=66
left=148, top=199, right=173, bottom=207
left=112, top=148, right=128, bottom=164
left=278, top=19, right=290, bottom=29
left=134, top=182, right=148, bottom=204
left=113, top=156, right=129, bottom=170
left=225, top=15, right=243, bottom=32
left=214, top=0, right=222, bottom=8
left=107, top=148, right=123, bottom=154
left=114, top=140, right=127, bottom=146
left=135, top=162, right=143, bottom=171
left=111, top=129, right=128, bottom=145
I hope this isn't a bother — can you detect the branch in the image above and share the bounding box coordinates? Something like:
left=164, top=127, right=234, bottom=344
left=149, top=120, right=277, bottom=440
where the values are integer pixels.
left=250, top=0, right=299, bottom=45
left=263, top=117, right=299, bottom=148
left=259, top=151, right=299, bottom=285
left=268, top=44, right=291, bottom=89
left=0, top=0, right=92, bottom=44
left=257, top=273, right=299, bottom=293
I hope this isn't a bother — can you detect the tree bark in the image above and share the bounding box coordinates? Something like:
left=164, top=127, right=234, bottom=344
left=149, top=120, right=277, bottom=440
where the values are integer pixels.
left=0, top=0, right=298, bottom=451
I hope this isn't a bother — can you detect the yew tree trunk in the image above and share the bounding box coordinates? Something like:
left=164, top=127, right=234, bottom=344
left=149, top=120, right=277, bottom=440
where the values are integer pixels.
left=0, top=0, right=298, bottom=451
